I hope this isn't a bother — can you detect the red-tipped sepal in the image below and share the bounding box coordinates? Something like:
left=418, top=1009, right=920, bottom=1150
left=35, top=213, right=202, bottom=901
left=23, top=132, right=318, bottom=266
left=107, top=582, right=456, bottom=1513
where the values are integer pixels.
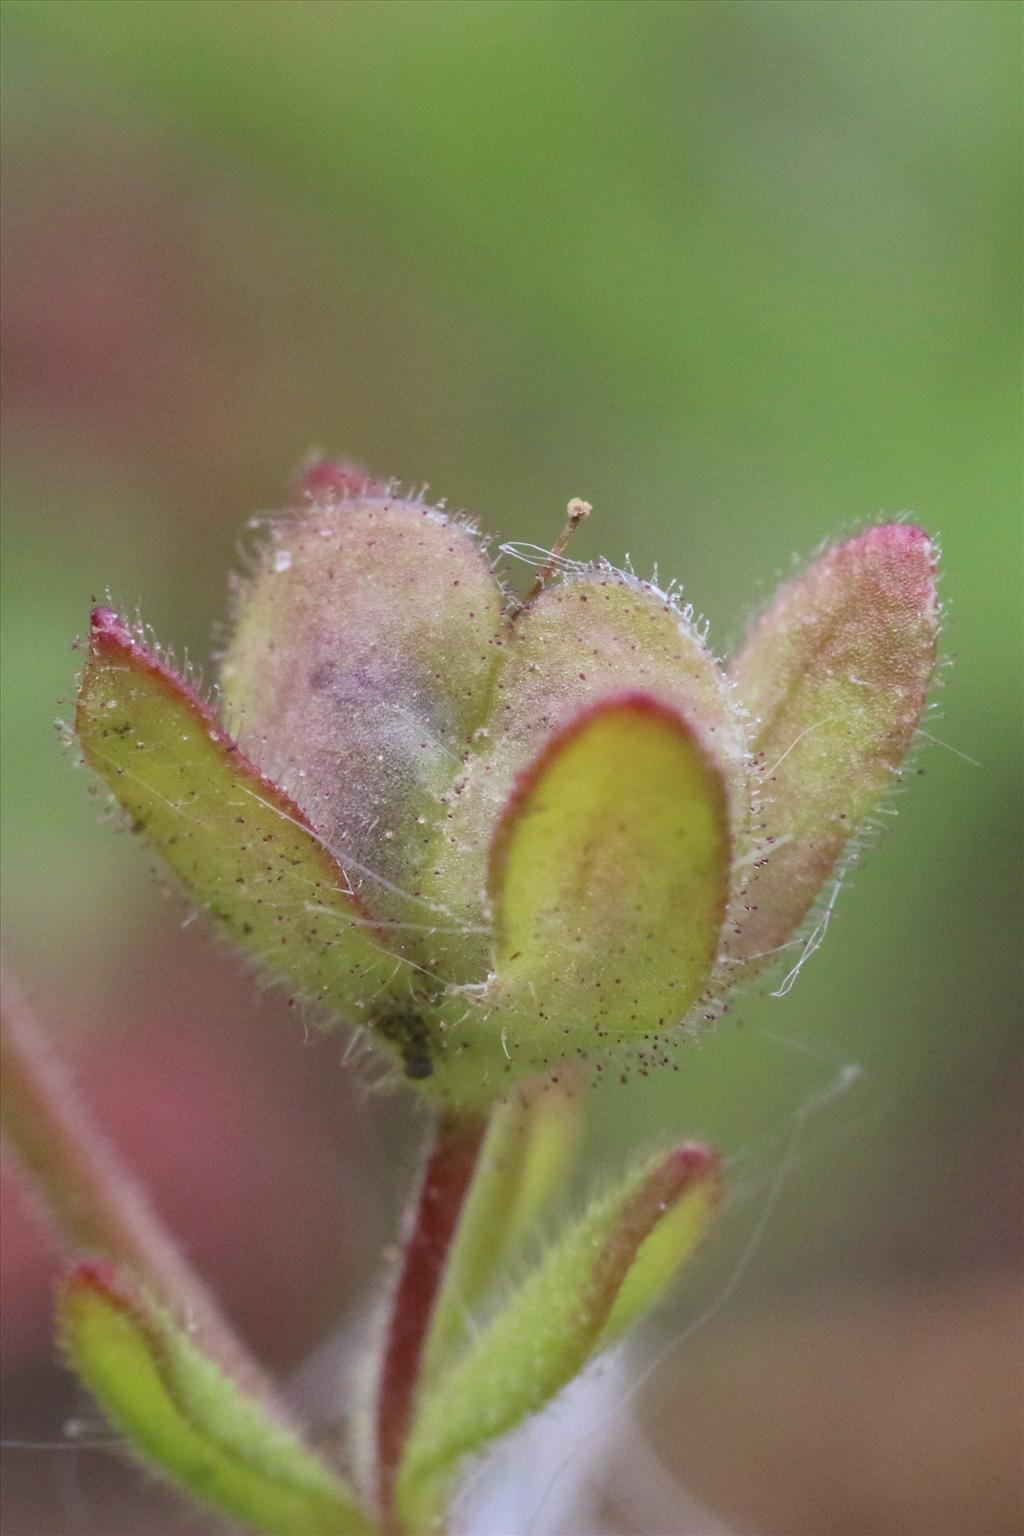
left=77, top=608, right=414, bottom=1026
left=728, top=524, right=940, bottom=978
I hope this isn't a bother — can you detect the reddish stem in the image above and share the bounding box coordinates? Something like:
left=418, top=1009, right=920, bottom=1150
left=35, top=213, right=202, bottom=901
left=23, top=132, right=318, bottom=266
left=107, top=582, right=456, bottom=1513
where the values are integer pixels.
left=375, top=1111, right=487, bottom=1529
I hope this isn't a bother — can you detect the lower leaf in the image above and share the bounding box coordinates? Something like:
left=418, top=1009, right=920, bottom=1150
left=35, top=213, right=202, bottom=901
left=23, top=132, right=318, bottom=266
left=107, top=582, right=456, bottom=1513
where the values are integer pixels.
left=396, top=1141, right=722, bottom=1528
left=58, top=1260, right=372, bottom=1536
left=419, top=1073, right=584, bottom=1388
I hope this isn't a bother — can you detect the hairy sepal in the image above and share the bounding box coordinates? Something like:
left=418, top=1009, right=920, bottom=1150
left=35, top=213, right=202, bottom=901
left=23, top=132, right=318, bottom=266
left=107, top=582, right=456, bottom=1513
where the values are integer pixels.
left=487, top=693, right=730, bottom=1083
left=400, top=691, right=732, bottom=1106
left=424, top=570, right=751, bottom=979
left=76, top=609, right=414, bottom=1036
left=396, top=1142, right=722, bottom=1527
left=58, top=1260, right=371, bottom=1536
left=221, top=493, right=505, bottom=954
left=728, top=525, right=940, bottom=975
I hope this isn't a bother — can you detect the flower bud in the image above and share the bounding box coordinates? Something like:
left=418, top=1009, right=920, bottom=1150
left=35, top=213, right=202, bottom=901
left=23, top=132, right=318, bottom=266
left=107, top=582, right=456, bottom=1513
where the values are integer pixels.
left=76, top=481, right=941, bottom=1107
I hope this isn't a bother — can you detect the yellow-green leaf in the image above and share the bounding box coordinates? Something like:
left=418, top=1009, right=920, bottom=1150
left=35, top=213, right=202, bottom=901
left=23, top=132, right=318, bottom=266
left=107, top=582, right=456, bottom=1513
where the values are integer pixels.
left=59, top=1260, right=371, bottom=1536
left=76, top=608, right=413, bottom=1029
left=397, top=1142, right=721, bottom=1529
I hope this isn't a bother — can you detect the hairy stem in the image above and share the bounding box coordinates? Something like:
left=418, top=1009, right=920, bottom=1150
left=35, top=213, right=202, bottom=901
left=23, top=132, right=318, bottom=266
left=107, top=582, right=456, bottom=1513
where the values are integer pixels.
left=0, top=972, right=286, bottom=1417
left=375, top=1110, right=487, bottom=1531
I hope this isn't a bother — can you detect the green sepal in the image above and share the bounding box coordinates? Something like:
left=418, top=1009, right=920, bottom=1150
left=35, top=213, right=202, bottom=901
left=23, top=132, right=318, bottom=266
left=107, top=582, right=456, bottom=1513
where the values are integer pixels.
left=425, top=571, right=751, bottom=981
left=401, top=689, right=733, bottom=1108
left=396, top=1141, right=722, bottom=1527
left=419, top=1074, right=584, bottom=1385
left=58, top=1260, right=372, bottom=1536
left=481, top=691, right=730, bottom=1087
left=76, top=608, right=414, bottom=1031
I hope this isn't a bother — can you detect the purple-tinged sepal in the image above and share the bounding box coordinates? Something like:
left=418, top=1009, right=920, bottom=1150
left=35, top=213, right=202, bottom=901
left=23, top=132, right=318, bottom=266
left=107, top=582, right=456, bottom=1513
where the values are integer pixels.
left=727, top=524, right=940, bottom=978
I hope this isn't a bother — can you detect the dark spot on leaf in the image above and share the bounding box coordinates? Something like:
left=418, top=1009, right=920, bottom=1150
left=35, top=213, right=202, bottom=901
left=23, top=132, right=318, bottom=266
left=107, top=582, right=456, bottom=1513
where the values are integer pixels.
left=375, top=1003, right=435, bottom=1080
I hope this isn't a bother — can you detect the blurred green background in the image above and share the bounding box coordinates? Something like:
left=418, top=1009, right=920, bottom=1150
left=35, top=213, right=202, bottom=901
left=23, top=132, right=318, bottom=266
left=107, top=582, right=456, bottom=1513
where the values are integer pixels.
left=2, top=3, right=1021, bottom=1533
